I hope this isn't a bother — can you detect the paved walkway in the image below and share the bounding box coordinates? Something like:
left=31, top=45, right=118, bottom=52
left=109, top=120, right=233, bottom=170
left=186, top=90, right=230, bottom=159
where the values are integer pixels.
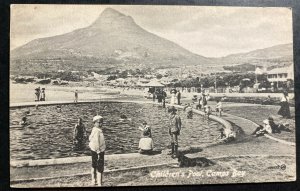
left=222, top=113, right=258, bottom=135
left=187, top=112, right=295, bottom=159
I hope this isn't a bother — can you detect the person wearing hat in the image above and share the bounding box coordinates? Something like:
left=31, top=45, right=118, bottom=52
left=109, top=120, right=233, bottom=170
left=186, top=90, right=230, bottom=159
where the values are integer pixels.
left=89, top=115, right=106, bottom=186
left=168, top=106, right=182, bottom=158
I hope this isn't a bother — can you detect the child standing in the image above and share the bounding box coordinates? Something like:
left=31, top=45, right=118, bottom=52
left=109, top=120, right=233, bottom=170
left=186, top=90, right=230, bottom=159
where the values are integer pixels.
left=204, top=105, right=212, bottom=120
left=215, top=100, right=223, bottom=116
left=74, top=90, right=78, bottom=103
left=89, top=115, right=106, bottom=186
left=40, top=88, right=46, bottom=101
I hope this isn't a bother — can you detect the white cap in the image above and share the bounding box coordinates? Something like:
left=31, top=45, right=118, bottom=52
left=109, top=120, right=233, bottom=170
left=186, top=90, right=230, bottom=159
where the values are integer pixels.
left=93, top=115, right=103, bottom=122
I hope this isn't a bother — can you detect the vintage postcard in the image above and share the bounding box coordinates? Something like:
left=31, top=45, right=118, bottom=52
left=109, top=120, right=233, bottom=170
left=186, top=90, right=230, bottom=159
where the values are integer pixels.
left=10, top=5, right=296, bottom=187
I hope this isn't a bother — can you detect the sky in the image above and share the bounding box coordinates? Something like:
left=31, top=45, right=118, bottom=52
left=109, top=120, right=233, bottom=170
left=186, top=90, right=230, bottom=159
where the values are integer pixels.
left=10, top=5, right=293, bottom=57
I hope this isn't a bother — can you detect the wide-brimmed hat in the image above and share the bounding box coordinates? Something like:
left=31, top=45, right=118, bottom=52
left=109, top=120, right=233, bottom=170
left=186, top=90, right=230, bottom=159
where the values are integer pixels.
left=93, top=115, right=103, bottom=122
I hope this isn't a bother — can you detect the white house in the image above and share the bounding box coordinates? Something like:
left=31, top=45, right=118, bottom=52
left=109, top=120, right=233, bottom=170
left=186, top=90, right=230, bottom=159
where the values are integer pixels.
left=267, top=65, right=294, bottom=82
left=266, top=65, right=294, bottom=89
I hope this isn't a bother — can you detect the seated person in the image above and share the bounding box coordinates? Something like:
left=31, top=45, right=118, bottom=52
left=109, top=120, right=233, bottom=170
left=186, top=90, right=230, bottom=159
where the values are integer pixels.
left=216, top=127, right=236, bottom=142
left=216, top=128, right=226, bottom=140
left=138, top=121, right=153, bottom=154
left=262, top=95, right=272, bottom=105
left=252, top=119, right=272, bottom=136
left=268, top=117, right=292, bottom=133
left=138, top=137, right=154, bottom=154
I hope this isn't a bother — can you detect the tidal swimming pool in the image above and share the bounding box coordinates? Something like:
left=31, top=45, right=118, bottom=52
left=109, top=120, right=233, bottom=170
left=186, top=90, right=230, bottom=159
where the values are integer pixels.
left=10, top=102, right=222, bottom=160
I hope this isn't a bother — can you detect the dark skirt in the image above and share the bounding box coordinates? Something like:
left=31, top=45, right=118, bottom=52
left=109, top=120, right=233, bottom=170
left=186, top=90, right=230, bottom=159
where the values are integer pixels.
left=278, top=101, right=291, bottom=118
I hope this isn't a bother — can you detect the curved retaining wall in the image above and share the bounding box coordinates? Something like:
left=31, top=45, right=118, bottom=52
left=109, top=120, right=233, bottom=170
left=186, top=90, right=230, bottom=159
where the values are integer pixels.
left=10, top=101, right=232, bottom=167
left=172, top=104, right=233, bottom=133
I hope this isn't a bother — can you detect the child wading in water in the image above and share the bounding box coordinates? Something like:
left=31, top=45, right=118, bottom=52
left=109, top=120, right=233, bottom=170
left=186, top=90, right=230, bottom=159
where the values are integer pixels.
left=204, top=105, right=212, bottom=121
left=183, top=103, right=193, bottom=119
left=73, top=118, right=86, bottom=150
left=89, top=115, right=106, bottom=186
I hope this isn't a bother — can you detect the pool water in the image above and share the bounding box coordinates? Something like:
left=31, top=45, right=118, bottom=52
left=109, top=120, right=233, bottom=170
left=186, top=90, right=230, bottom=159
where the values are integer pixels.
left=10, top=102, right=222, bottom=160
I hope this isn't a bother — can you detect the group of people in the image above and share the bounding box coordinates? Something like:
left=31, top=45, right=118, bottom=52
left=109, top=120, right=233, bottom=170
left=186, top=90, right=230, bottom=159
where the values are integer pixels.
left=71, top=105, right=183, bottom=186
left=252, top=116, right=291, bottom=136
left=194, top=93, right=209, bottom=110
left=186, top=93, right=223, bottom=120
left=34, top=87, right=46, bottom=101
left=138, top=106, right=182, bottom=159
left=170, top=88, right=181, bottom=105
left=153, top=89, right=167, bottom=108
left=23, top=87, right=293, bottom=186
left=248, top=91, right=292, bottom=137
left=70, top=115, right=105, bottom=186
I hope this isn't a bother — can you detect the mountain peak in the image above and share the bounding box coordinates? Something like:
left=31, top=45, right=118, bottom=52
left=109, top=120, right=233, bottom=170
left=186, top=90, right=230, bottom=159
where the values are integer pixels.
left=100, top=8, right=125, bottom=17
left=90, top=8, right=135, bottom=28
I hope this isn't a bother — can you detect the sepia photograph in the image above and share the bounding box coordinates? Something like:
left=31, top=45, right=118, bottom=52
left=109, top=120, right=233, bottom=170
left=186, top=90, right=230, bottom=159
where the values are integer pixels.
left=9, top=4, right=296, bottom=187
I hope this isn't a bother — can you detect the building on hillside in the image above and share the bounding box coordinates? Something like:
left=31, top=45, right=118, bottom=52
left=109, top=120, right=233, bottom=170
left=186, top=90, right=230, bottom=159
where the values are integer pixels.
left=159, top=77, right=172, bottom=85
left=145, top=74, right=155, bottom=79
left=266, top=65, right=294, bottom=89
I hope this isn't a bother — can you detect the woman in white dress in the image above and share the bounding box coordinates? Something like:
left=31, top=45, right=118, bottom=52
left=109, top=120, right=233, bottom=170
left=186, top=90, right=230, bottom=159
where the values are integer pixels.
left=170, top=88, right=177, bottom=105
